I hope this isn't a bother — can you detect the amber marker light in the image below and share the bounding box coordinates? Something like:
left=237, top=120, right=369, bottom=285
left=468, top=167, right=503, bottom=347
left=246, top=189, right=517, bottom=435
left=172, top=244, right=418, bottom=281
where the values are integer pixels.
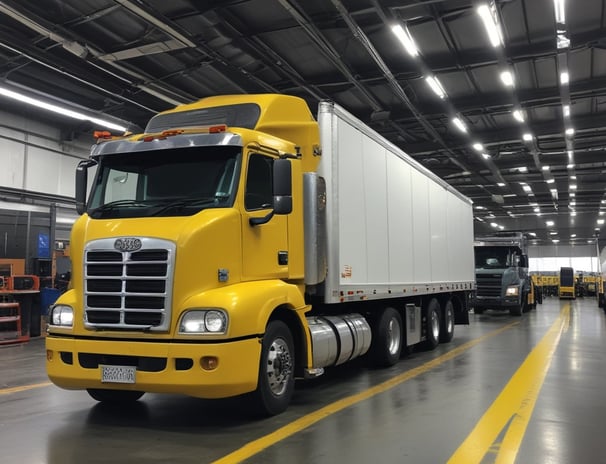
left=201, top=356, right=219, bottom=371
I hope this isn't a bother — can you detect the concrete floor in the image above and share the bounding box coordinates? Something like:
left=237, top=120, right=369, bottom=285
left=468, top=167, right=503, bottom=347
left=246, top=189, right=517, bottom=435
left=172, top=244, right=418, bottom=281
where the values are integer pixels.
left=1, top=297, right=605, bottom=463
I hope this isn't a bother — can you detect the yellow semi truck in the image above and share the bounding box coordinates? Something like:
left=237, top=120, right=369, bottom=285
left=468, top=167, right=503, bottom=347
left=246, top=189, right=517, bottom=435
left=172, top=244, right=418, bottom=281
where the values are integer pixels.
left=46, top=94, right=475, bottom=415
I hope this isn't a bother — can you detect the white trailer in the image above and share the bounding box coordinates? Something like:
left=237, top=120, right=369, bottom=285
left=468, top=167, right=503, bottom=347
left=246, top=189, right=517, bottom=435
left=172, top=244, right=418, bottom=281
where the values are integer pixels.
left=303, top=101, right=475, bottom=367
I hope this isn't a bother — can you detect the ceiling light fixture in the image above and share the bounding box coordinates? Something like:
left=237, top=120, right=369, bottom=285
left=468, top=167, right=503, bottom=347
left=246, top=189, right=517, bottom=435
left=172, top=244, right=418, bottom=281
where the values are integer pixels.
left=472, top=143, right=484, bottom=151
left=425, top=76, right=447, bottom=99
left=546, top=179, right=555, bottom=184
left=500, top=70, right=515, bottom=87
left=542, top=166, right=550, bottom=171
left=512, top=109, right=525, bottom=122
left=563, top=105, right=570, bottom=117
left=557, top=33, right=570, bottom=49
left=565, top=127, right=575, bottom=136
left=546, top=220, right=555, bottom=226
left=0, top=86, right=128, bottom=132
left=567, top=163, right=575, bottom=169
left=522, top=133, right=533, bottom=141
left=452, top=117, right=468, bottom=133
left=554, top=0, right=566, bottom=23
left=497, top=182, right=506, bottom=187
left=477, top=3, right=504, bottom=48
left=482, top=153, right=491, bottom=159
left=391, top=24, right=419, bottom=57
left=560, top=71, right=569, bottom=84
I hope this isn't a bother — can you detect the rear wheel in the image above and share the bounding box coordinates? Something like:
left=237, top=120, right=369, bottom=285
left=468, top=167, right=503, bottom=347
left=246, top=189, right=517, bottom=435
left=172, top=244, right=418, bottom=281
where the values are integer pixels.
left=250, top=320, right=295, bottom=416
left=439, top=300, right=455, bottom=343
left=87, top=389, right=144, bottom=403
left=423, top=299, right=441, bottom=350
left=369, top=306, right=403, bottom=367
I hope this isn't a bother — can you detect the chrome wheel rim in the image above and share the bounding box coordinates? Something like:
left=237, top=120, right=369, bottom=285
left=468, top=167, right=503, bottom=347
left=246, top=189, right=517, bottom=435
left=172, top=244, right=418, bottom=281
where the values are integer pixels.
left=446, top=307, right=454, bottom=334
left=266, top=337, right=292, bottom=396
left=431, top=309, right=440, bottom=340
left=387, top=317, right=401, bottom=355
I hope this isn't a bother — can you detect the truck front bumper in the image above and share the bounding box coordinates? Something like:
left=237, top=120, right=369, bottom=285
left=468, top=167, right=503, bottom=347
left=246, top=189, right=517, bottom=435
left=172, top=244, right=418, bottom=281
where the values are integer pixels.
left=472, top=296, right=520, bottom=310
left=46, top=335, right=261, bottom=398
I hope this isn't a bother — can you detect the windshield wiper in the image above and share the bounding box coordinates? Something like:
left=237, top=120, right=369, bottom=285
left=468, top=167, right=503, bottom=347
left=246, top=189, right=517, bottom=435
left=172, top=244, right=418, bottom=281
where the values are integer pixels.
left=89, top=199, right=160, bottom=216
left=150, top=196, right=225, bottom=216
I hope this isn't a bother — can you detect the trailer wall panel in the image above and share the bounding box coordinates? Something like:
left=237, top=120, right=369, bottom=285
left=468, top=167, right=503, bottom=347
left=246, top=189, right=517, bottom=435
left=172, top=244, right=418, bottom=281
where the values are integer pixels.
left=317, top=102, right=474, bottom=304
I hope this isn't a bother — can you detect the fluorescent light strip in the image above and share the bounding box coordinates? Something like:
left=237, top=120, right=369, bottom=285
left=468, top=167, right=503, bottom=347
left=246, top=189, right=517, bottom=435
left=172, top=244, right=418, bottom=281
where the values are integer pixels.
left=0, top=86, right=127, bottom=132
left=512, top=109, right=525, bottom=122
left=560, top=71, right=569, bottom=84
left=391, top=24, right=419, bottom=57
left=563, top=105, right=570, bottom=117
left=425, top=76, right=447, bottom=99
left=477, top=4, right=504, bottom=48
left=554, top=0, right=566, bottom=23
left=452, top=117, right=467, bottom=133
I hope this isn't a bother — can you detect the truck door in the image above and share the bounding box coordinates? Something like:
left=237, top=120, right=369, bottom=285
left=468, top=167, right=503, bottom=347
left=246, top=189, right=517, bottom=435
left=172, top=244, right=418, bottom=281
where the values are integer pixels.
left=241, top=152, right=289, bottom=280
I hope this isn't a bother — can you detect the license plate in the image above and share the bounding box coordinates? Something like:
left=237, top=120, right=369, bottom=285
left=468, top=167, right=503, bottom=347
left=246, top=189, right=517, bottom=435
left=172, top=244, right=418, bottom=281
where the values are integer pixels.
left=100, top=365, right=136, bottom=384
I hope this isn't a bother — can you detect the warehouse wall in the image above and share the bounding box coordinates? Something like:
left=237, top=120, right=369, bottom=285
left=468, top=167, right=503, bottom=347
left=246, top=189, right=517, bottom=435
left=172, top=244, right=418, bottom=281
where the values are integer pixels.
left=0, top=109, right=91, bottom=198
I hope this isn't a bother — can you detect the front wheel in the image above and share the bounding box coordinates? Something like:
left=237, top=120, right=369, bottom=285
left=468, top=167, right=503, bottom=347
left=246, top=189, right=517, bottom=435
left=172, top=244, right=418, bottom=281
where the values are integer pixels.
left=87, top=389, right=144, bottom=403
left=251, top=320, right=295, bottom=416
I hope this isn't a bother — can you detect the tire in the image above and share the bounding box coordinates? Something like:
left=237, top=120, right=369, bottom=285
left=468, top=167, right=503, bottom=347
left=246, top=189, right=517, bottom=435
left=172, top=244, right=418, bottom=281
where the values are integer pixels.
left=369, top=306, right=403, bottom=367
left=423, top=299, right=440, bottom=350
left=439, top=300, right=455, bottom=343
left=87, top=389, right=144, bottom=403
left=250, top=320, right=295, bottom=416
left=509, top=299, right=523, bottom=316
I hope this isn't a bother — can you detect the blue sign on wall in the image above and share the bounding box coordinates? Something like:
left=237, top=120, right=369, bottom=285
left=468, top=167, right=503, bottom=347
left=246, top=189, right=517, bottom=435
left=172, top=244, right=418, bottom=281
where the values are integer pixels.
left=38, top=233, right=50, bottom=258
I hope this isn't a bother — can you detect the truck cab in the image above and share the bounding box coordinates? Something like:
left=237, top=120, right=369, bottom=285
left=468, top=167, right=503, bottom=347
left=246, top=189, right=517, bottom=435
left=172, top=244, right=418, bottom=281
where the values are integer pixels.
left=472, top=233, right=536, bottom=316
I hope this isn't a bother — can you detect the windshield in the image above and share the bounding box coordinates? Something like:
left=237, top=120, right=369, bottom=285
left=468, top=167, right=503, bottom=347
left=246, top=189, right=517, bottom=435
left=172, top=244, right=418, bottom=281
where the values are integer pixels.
left=474, top=247, right=518, bottom=269
left=87, top=146, right=241, bottom=219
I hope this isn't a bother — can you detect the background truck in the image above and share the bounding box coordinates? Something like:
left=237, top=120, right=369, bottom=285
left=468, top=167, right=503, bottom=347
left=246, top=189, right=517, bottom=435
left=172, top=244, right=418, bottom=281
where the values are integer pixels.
left=558, top=267, right=575, bottom=299
left=46, top=94, right=475, bottom=415
left=472, top=232, right=539, bottom=316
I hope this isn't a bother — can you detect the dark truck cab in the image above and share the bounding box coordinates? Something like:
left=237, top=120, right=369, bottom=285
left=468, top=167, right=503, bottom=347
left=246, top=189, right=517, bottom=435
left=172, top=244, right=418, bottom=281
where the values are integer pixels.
left=472, top=233, right=538, bottom=316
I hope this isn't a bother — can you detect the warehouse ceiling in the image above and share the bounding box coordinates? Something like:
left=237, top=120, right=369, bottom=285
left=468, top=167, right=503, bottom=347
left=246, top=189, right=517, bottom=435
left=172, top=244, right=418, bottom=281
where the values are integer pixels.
left=0, top=0, right=605, bottom=245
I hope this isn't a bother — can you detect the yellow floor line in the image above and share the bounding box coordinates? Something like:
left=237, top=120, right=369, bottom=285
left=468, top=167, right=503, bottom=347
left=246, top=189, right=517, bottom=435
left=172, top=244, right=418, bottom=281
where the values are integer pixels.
left=211, top=320, right=520, bottom=464
left=0, top=381, right=52, bottom=395
left=448, top=305, right=570, bottom=464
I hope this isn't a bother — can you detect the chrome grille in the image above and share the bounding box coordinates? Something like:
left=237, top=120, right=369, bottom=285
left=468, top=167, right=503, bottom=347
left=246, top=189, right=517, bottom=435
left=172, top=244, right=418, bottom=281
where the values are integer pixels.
left=84, top=238, right=175, bottom=331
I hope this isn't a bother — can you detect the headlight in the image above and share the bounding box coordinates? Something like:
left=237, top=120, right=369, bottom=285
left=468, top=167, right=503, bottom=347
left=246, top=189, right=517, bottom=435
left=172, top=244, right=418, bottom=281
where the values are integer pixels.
left=179, top=309, right=228, bottom=334
left=50, top=305, right=74, bottom=327
left=505, top=286, right=519, bottom=296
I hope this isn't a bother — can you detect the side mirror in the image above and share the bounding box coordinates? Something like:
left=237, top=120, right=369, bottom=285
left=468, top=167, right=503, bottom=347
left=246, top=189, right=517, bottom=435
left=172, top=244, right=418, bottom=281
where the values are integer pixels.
left=75, top=159, right=97, bottom=215
left=273, top=158, right=292, bottom=215
left=519, top=254, right=528, bottom=268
